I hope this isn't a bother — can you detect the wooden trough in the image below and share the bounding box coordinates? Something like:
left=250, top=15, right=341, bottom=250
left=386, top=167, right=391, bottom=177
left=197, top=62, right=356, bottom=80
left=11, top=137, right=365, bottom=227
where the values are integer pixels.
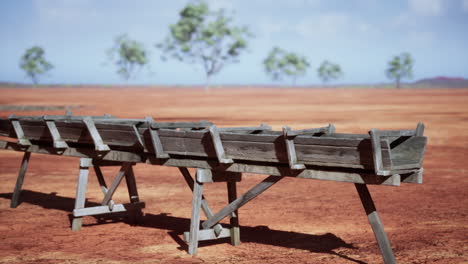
left=0, top=113, right=427, bottom=264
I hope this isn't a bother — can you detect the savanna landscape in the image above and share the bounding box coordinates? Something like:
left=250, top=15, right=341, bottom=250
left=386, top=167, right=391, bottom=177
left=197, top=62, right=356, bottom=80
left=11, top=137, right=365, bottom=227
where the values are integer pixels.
left=0, top=86, right=467, bottom=264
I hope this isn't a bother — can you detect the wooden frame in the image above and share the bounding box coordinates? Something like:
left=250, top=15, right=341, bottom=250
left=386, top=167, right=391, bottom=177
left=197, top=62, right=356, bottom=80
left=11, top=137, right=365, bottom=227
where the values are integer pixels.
left=0, top=114, right=428, bottom=262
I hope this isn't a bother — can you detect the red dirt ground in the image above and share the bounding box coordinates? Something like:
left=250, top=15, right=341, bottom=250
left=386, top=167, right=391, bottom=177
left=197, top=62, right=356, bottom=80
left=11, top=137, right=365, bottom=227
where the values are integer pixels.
left=0, top=87, right=467, bottom=264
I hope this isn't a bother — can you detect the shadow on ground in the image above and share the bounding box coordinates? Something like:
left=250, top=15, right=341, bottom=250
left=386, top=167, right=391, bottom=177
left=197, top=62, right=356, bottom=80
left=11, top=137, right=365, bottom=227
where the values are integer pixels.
left=0, top=190, right=366, bottom=264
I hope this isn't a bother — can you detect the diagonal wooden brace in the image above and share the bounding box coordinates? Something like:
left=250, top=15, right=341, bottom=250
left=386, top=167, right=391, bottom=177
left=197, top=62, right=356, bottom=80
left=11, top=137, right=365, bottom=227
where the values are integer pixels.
left=101, top=162, right=133, bottom=209
left=201, top=175, right=283, bottom=229
left=282, top=126, right=305, bottom=170
left=209, top=125, right=233, bottom=164
left=145, top=117, right=170, bottom=159
left=8, top=114, right=31, bottom=146
left=44, top=116, right=68, bottom=149
left=83, top=117, right=110, bottom=152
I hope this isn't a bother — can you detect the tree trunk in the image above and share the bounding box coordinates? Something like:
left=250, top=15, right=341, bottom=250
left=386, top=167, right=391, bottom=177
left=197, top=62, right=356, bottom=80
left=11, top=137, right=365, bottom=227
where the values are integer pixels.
left=292, top=76, right=296, bottom=87
left=396, top=76, right=401, bottom=89
left=204, top=74, right=211, bottom=92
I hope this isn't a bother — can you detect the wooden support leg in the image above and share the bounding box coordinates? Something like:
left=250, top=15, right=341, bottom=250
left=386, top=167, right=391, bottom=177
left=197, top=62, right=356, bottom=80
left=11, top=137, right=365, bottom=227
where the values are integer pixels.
left=178, top=167, right=223, bottom=235
left=72, top=158, right=92, bottom=231
left=355, top=183, right=396, bottom=264
left=227, top=180, right=240, bottom=246
left=188, top=168, right=204, bottom=255
left=10, top=152, right=31, bottom=208
left=125, top=166, right=143, bottom=223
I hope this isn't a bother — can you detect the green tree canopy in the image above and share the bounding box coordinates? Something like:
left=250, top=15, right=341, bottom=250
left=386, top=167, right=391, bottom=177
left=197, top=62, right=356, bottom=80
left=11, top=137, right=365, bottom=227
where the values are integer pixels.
left=317, top=60, right=343, bottom=84
left=108, top=34, right=149, bottom=80
left=386, top=52, right=414, bottom=88
left=157, top=1, right=252, bottom=91
left=263, top=47, right=310, bottom=86
left=19, top=46, right=53, bottom=85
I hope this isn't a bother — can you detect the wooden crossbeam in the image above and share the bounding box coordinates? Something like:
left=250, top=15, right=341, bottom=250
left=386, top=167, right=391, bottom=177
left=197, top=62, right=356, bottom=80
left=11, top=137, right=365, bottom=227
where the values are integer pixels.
left=201, top=175, right=284, bottom=229
left=209, top=125, right=233, bottom=164
left=183, top=227, right=231, bottom=243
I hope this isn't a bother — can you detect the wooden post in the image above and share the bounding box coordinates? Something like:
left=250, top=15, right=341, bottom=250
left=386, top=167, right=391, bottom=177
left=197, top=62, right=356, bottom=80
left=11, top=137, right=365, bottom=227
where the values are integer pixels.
left=227, top=180, right=240, bottom=246
left=188, top=168, right=205, bottom=255
left=10, top=152, right=31, bottom=208
left=355, top=183, right=396, bottom=264
left=125, top=165, right=143, bottom=223
left=72, top=158, right=92, bottom=231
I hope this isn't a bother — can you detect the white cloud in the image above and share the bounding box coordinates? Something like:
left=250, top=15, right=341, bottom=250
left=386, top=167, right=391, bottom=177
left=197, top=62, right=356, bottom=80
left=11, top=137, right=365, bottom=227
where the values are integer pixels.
left=408, top=0, right=444, bottom=16
left=463, top=0, right=468, bottom=12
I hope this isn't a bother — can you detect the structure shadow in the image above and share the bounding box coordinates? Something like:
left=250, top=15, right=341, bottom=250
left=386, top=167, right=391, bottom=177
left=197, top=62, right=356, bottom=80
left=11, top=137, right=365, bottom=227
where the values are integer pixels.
left=0, top=190, right=366, bottom=264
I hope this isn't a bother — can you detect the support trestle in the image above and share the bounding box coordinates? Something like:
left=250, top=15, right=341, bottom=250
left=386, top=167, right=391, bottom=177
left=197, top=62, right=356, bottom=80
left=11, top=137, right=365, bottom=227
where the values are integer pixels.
left=181, top=167, right=283, bottom=255
left=71, top=158, right=145, bottom=231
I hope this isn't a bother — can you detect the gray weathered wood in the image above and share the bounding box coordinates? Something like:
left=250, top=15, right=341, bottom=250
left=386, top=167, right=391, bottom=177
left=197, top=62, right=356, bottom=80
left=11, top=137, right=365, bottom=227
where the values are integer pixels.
left=72, top=158, right=92, bottom=231
left=355, top=183, right=396, bottom=264
left=10, top=152, right=31, bottom=208
left=178, top=167, right=224, bottom=236
left=8, top=115, right=31, bottom=146
left=183, top=227, right=231, bottom=243
left=227, top=180, right=241, bottom=246
left=147, top=126, right=170, bottom=159
left=195, top=169, right=242, bottom=183
left=209, top=125, right=233, bottom=164
left=369, top=129, right=391, bottom=176
left=125, top=166, right=140, bottom=203
left=283, top=126, right=306, bottom=170
left=100, top=163, right=132, bottom=206
left=83, top=117, right=110, bottom=152
left=73, top=202, right=145, bottom=217
left=188, top=169, right=204, bottom=255
left=415, top=123, right=424, bottom=136
left=202, top=175, right=284, bottom=229
left=0, top=140, right=407, bottom=186
left=44, top=118, right=69, bottom=149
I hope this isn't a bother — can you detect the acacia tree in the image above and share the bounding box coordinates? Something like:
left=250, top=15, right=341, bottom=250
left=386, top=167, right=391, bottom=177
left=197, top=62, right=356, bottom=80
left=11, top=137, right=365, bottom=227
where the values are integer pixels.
left=263, top=47, right=310, bottom=86
left=108, top=34, right=149, bottom=80
left=386, top=52, right=414, bottom=88
left=157, top=1, right=252, bottom=91
left=19, top=46, right=53, bottom=85
left=317, top=60, right=343, bottom=84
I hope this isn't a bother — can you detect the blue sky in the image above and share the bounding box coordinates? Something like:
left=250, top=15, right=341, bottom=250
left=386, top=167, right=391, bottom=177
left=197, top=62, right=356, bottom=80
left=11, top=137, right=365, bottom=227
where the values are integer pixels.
left=0, top=0, right=467, bottom=85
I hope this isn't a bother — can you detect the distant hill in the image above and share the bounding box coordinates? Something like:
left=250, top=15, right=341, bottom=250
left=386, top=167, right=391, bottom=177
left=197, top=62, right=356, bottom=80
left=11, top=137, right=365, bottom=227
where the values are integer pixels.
left=413, top=77, right=468, bottom=88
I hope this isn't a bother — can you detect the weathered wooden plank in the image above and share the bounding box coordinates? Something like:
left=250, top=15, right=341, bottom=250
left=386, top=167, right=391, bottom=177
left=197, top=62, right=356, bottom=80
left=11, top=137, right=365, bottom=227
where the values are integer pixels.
left=355, top=183, right=396, bottom=264
left=369, top=129, right=391, bottom=176
left=202, top=175, right=284, bottom=229
left=400, top=168, right=423, bottom=184
left=0, top=140, right=407, bottom=186
left=73, top=202, right=145, bottom=217
left=183, top=228, right=231, bottom=243
left=10, top=152, right=31, bottom=208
